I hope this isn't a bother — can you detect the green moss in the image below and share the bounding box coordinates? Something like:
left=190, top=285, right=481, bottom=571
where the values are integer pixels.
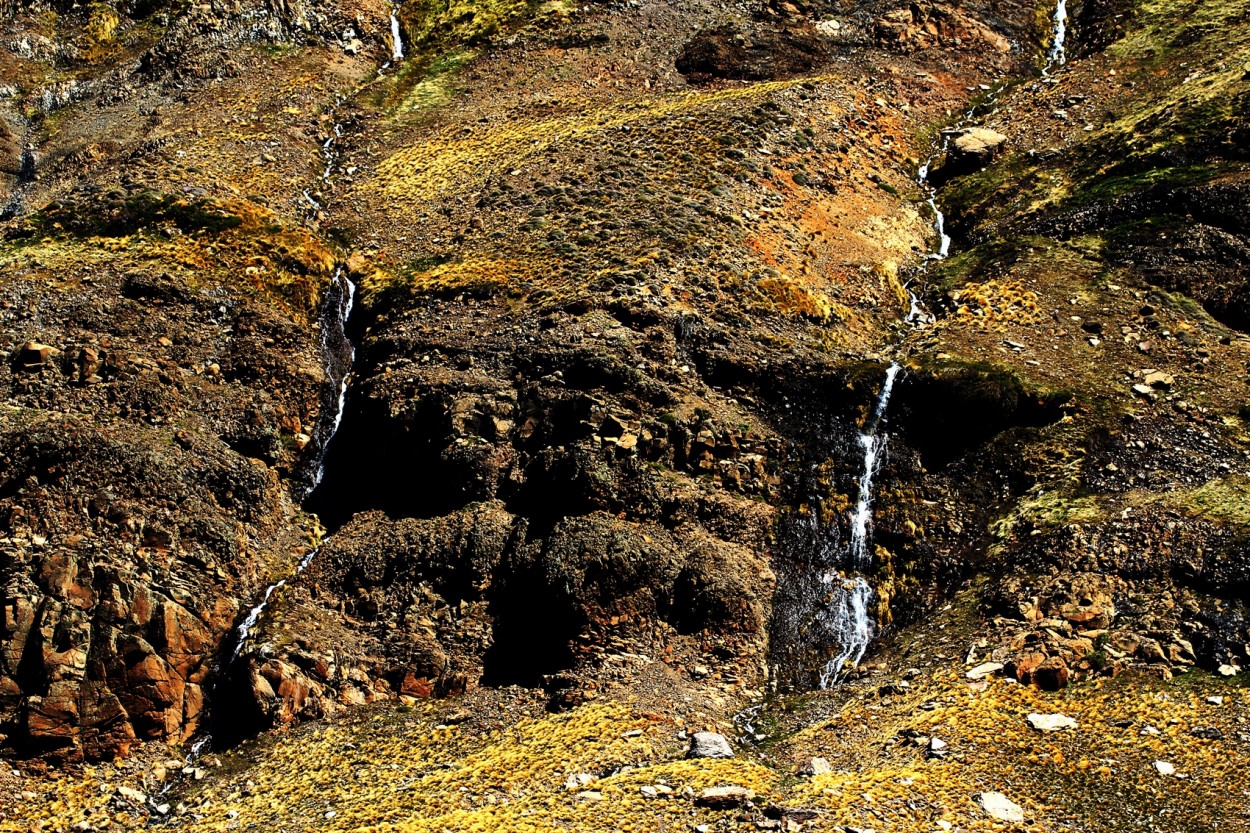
left=398, top=0, right=570, bottom=57
left=1159, top=475, right=1250, bottom=531
left=991, top=490, right=1104, bottom=542
left=388, top=48, right=477, bottom=113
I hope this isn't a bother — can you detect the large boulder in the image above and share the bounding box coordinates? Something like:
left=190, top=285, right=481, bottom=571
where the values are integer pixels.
left=929, top=128, right=1008, bottom=185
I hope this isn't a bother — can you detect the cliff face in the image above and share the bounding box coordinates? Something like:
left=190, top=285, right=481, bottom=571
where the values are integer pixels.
left=1, top=0, right=1249, bottom=828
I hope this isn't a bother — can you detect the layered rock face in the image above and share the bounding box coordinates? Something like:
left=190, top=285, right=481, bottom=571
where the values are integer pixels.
left=0, top=0, right=361, bottom=758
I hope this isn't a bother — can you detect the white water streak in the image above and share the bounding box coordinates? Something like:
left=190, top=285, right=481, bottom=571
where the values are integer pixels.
left=310, top=271, right=356, bottom=491
left=1045, top=0, right=1069, bottom=73
left=230, top=548, right=319, bottom=663
left=390, top=7, right=405, bottom=62
left=848, top=363, right=900, bottom=567
left=917, top=157, right=952, bottom=259
left=817, top=362, right=899, bottom=688
left=819, top=577, right=874, bottom=687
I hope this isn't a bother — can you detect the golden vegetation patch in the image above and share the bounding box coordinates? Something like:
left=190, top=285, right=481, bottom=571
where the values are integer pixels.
left=365, top=78, right=824, bottom=205
left=5, top=196, right=337, bottom=322
left=751, top=276, right=847, bottom=322
left=949, top=279, right=1042, bottom=329
left=370, top=256, right=537, bottom=301
left=783, top=668, right=1249, bottom=832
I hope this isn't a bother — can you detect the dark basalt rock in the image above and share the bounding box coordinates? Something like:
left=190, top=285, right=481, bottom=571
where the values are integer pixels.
left=676, top=24, right=831, bottom=83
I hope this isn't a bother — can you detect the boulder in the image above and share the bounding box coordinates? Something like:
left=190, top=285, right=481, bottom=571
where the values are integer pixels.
left=14, top=341, right=59, bottom=371
left=696, top=785, right=754, bottom=809
left=688, top=731, right=734, bottom=759
left=1033, top=656, right=1071, bottom=690
left=1027, top=712, right=1078, bottom=732
left=952, top=128, right=1008, bottom=161
left=929, top=128, right=1008, bottom=185
left=976, top=791, right=1025, bottom=823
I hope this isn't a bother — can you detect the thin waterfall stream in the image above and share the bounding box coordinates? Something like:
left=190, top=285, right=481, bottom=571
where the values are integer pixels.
left=812, top=0, right=1074, bottom=690
left=1045, top=0, right=1070, bottom=73
left=164, top=43, right=373, bottom=778
left=816, top=362, right=900, bottom=687
left=390, top=5, right=405, bottom=62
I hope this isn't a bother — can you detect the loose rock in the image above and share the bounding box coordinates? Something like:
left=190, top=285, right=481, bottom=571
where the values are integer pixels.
left=965, top=662, right=1003, bottom=680
left=1026, top=712, right=1078, bottom=732
left=696, top=785, right=755, bottom=809
left=688, top=732, right=734, bottom=759
left=975, top=792, right=1025, bottom=823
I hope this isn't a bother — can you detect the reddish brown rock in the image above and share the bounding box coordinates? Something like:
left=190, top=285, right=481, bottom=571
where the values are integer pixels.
left=1033, top=657, right=1071, bottom=691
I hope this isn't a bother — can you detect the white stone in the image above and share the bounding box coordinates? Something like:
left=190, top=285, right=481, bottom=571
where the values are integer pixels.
left=800, top=756, right=833, bottom=776
left=965, top=662, right=1004, bottom=680
left=1154, top=761, right=1176, bottom=776
left=976, top=791, right=1025, bottom=823
left=815, top=19, right=842, bottom=37
left=696, top=785, right=754, bottom=808
left=116, top=786, right=147, bottom=804
left=564, top=773, right=597, bottom=791
left=1027, top=712, right=1078, bottom=732
left=688, top=732, right=734, bottom=759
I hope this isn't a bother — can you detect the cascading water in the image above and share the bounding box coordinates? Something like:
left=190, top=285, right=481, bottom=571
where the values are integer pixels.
left=390, top=5, right=405, bottom=62
left=1045, top=0, right=1069, bottom=73
left=765, top=0, right=1075, bottom=710
left=159, top=265, right=356, bottom=794
left=227, top=264, right=355, bottom=657
left=916, top=155, right=952, bottom=260
left=848, top=364, right=900, bottom=568
left=303, top=269, right=357, bottom=495
left=818, top=576, right=874, bottom=688
left=816, top=361, right=901, bottom=687
left=169, top=265, right=356, bottom=781
left=918, top=0, right=1071, bottom=254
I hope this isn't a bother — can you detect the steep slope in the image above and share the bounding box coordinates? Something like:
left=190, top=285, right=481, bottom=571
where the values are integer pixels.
left=0, top=0, right=1248, bottom=831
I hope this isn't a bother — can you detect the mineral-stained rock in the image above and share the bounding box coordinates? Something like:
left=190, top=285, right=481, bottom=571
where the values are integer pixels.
left=1032, top=656, right=1071, bottom=691
left=14, top=341, right=59, bottom=371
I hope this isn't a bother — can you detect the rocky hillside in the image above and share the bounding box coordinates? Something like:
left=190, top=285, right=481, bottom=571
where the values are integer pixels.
left=0, top=0, right=1247, bottom=830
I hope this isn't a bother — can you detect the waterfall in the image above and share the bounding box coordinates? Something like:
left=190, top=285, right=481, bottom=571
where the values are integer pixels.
left=232, top=265, right=355, bottom=659
left=848, top=363, right=900, bottom=567
left=817, top=362, right=900, bottom=686
left=172, top=265, right=357, bottom=771
left=390, top=6, right=405, bottom=62
left=917, top=156, right=951, bottom=260
left=818, top=577, right=874, bottom=688
left=1045, top=0, right=1069, bottom=72
left=308, top=269, right=356, bottom=493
